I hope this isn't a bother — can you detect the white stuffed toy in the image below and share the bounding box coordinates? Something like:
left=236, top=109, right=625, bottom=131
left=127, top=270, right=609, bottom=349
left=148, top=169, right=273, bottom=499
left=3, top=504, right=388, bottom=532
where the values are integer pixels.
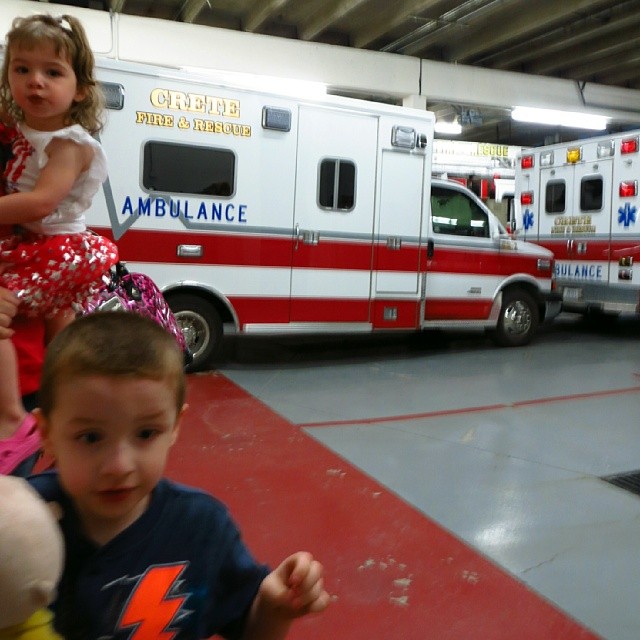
left=0, top=475, right=63, bottom=639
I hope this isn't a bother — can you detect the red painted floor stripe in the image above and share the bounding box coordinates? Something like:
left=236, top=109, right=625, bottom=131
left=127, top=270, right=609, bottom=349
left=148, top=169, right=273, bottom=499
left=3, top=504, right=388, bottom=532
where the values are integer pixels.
left=511, top=385, right=640, bottom=407
left=297, top=403, right=509, bottom=429
left=300, top=386, right=640, bottom=429
left=165, top=372, right=601, bottom=640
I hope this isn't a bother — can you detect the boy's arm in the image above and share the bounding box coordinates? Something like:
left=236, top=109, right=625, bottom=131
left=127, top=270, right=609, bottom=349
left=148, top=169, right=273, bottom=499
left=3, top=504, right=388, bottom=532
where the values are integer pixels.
left=0, top=138, right=91, bottom=224
left=241, top=552, right=330, bottom=640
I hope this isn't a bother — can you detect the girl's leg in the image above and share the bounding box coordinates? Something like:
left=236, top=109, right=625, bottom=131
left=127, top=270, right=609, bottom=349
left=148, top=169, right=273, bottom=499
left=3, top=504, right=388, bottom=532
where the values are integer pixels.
left=0, top=337, right=26, bottom=439
left=0, top=337, right=41, bottom=475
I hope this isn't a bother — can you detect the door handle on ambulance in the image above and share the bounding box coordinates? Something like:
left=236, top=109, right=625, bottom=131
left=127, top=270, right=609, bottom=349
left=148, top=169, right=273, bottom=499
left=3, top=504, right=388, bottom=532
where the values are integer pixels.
left=301, top=230, right=319, bottom=245
left=427, top=239, right=434, bottom=259
left=177, top=244, right=203, bottom=258
left=294, top=224, right=319, bottom=249
left=566, top=239, right=586, bottom=256
left=387, top=236, right=402, bottom=250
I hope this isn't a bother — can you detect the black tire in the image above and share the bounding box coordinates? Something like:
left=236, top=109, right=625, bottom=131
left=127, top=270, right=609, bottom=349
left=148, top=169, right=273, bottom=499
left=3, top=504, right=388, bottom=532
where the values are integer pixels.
left=166, top=293, right=223, bottom=372
left=491, top=289, right=539, bottom=347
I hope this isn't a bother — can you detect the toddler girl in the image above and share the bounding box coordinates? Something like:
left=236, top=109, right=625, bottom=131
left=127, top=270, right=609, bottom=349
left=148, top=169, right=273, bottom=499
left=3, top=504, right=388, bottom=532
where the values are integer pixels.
left=0, top=13, right=118, bottom=474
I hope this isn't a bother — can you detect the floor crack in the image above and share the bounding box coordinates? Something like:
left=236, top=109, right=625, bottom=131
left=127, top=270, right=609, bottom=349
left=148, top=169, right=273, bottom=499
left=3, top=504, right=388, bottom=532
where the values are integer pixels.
left=521, top=550, right=567, bottom=574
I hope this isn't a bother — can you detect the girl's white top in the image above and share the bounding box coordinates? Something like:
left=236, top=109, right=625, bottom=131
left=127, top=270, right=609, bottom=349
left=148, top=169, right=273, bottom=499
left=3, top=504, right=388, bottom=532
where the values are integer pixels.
left=7, top=123, right=107, bottom=235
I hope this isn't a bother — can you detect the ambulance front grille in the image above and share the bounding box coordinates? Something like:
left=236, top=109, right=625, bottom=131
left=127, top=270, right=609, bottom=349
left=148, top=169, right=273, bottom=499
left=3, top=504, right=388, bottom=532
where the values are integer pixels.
left=601, top=470, right=640, bottom=498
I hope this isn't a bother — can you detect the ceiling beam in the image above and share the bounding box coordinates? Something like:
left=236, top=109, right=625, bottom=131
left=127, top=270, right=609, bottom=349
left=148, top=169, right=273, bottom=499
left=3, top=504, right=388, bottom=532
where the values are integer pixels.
left=387, top=0, right=518, bottom=57
left=598, top=64, right=640, bottom=86
left=245, top=0, right=291, bottom=32
left=181, top=0, right=208, bottom=24
left=300, top=0, right=369, bottom=41
left=485, top=5, right=640, bottom=71
left=529, top=32, right=640, bottom=76
left=446, top=0, right=617, bottom=62
left=563, top=49, right=640, bottom=80
left=353, top=0, right=442, bottom=49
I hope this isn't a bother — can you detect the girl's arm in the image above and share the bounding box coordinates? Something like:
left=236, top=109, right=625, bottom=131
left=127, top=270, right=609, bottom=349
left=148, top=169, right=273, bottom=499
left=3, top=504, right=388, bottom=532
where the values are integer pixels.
left=0, top=138, right=92, bottom=224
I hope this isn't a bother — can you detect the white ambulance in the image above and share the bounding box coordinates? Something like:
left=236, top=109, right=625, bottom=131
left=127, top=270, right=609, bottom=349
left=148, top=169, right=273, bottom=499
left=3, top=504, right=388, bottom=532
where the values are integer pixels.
left=89, top=59, right=559, bottom=369
left=0, top=11, right=559, bottom=371
left=515, top=131, right=640, bottom=318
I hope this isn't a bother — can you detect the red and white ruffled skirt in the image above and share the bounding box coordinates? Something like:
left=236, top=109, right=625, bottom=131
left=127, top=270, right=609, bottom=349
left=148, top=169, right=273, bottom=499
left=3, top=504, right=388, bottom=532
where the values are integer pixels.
left=0, top=230, right=119, bottom=317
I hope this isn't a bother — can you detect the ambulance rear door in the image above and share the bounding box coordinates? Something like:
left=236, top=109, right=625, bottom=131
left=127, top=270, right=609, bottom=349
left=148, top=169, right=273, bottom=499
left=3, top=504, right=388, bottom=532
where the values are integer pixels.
left=291, top=105, right=378, bottom=326
left=538, top=148, right=613, bottom=300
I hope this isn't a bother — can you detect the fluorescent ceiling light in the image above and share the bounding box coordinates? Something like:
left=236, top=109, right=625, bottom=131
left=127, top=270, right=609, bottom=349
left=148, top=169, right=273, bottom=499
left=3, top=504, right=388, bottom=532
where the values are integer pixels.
left=183, top=67, right=327, bottom=98
left=511, top=106, right=608, bottom=131
left=434, top=121, right=462, bottom=135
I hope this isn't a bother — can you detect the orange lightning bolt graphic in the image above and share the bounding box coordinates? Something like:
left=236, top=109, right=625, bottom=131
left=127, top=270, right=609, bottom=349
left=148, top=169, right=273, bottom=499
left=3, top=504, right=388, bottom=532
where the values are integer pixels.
left=118, top=564, right=188, bottom=639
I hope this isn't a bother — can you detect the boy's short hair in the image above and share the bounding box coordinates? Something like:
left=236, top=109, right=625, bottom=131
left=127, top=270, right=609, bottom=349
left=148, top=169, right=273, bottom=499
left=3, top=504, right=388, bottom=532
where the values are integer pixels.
left=39, top=312, right=186, bottom=417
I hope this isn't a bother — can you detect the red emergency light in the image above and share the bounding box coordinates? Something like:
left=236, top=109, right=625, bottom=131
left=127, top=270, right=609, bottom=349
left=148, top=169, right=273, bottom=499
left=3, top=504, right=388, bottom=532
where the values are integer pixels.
left=619, top=181, right=638, bottom=197
left=621, top=137, right=639, bottom=155
left=520, top=155, right=534, bottom=169
left=480, top=179, right=489, bottom=200
left=520, top=192, right=534, bottom=205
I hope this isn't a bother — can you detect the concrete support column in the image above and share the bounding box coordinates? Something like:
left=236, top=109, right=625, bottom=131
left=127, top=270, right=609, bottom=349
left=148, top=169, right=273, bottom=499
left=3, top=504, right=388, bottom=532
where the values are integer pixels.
left=403, top=94, right=427, bottom=110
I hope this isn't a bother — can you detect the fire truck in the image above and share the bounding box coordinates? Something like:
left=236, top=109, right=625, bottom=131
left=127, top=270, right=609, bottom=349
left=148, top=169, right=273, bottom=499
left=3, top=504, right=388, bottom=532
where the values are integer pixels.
left=0, top=6, right=559, bottom=371
left=515, top=131, right=640, bottom=318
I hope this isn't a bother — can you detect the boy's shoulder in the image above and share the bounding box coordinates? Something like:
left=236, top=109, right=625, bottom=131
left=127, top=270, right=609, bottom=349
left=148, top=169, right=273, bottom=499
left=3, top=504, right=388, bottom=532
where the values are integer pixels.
left=28, top=470, right=65, bottom=502
left=159, top=476, right=231, bottom=521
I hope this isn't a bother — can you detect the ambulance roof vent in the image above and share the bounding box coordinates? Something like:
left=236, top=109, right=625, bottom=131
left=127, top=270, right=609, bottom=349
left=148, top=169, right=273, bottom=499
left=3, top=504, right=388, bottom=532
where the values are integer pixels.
left=391, top=126, right=416, bottom=150
left=100, top=82, right=124, bottom=110
left=262, top=106, right=291, bottom=132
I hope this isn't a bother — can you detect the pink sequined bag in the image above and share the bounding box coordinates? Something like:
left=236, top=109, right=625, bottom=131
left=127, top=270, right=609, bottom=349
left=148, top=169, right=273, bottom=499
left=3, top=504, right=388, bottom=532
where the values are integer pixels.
left=82, top=262, right=192, bottom=364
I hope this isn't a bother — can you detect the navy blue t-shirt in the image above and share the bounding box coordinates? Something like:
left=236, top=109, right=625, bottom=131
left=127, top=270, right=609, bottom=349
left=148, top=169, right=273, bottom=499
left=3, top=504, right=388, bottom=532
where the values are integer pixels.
left=29, top=472, right=270, bottom=639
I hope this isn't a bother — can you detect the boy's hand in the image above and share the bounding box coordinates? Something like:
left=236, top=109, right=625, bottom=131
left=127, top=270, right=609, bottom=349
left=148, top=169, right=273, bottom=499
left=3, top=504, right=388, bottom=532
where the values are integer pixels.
left=261, top=551, right=330, bottom=618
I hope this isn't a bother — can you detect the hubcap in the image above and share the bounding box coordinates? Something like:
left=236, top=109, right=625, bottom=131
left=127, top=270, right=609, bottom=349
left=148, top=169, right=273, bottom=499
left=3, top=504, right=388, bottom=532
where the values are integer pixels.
left=503, top=300, right=532, bottom=336
left=174, top=310, right=210, bottom=361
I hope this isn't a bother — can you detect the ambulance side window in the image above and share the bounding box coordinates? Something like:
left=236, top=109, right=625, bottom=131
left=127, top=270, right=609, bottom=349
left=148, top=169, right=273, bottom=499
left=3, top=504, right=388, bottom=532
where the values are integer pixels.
left=545, top=180, right=565, bottom=214
left=143, top=141, right=235, bottom=197
left=318, top=159, right=356, bottom=211
left=430, top=187, right=489, bottom=238
left=580, top=176, right=603, bottom=212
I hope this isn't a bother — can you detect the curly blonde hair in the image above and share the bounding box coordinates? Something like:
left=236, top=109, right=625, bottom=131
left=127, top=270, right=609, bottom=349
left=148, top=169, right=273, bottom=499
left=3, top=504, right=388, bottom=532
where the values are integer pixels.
left=0, top=14, right=104, bottom=134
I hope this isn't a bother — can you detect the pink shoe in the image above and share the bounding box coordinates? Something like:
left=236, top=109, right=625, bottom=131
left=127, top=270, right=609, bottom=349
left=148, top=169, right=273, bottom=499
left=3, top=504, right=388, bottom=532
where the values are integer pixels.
left=0, top=414, right=41, bottom=475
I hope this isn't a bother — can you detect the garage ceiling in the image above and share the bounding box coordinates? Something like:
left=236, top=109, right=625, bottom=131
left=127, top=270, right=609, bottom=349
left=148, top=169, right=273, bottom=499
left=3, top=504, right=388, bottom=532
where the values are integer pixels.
left=32, top=0, right=640, bottom=146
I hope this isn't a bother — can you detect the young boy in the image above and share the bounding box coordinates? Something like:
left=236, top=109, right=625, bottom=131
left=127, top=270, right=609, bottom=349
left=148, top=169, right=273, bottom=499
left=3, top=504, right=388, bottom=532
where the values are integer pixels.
left=29, top=312, right=329, bottom=639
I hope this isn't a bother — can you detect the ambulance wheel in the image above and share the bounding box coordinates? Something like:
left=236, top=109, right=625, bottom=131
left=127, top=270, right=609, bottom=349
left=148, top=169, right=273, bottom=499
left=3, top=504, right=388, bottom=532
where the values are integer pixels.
left=168, top=293, right=223, bottom=372
left=492, top=289, right=539, bottom=347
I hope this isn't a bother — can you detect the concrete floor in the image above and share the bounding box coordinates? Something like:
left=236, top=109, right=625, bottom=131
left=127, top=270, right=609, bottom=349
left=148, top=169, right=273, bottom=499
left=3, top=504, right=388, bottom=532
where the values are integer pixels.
left=167, top=314, right=640, bottom=639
